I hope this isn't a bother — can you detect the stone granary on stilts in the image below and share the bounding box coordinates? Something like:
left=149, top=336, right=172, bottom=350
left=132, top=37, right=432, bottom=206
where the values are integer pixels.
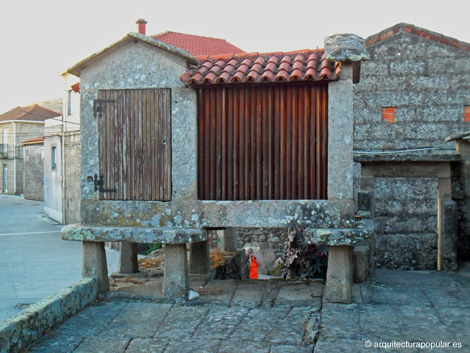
left=61, top=21, right=372, bottom=304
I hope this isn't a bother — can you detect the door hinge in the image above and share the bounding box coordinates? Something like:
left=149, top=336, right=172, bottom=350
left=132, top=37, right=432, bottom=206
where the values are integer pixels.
left=94, top=174, right=117, bottom=193
left=93, top=99, right=116, bottom=118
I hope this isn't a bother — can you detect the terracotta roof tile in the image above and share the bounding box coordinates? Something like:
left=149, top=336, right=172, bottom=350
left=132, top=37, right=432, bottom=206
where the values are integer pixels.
left=182, top=50, right=340, bottom=85
left=0, top=104, right=61, bottom=122
left=21, top=137, right=44, bottom=145
left=151, top=31, right=245, bottom=57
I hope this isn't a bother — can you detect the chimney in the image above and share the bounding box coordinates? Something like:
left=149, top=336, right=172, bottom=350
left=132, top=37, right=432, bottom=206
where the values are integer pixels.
left=136, top=18, right=147, bottom=35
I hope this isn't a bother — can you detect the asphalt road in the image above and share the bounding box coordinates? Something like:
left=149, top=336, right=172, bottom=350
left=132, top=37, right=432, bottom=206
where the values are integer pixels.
left=0, top=194, right=119, bottom=321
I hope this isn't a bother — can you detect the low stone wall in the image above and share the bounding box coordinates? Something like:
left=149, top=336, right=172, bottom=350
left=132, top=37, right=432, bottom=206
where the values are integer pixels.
left=0, top=278, right=97, bottom=353
left=235, top=228, right=289, bottom=259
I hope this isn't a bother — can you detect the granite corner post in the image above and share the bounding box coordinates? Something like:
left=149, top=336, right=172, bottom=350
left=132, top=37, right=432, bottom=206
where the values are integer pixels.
left=437, top=176, right=458, bottom=271
left=324, top=33, right=369, bottom=303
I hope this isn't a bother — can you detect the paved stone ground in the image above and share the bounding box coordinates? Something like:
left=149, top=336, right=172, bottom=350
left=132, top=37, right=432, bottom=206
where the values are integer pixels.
left=0, top=195, right=119, bottom=321
left=26, top=265, right=470, bottom=353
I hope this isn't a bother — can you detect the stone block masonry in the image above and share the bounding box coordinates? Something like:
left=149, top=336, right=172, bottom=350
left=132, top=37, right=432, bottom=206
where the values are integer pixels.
left=0, top=278, right=97, bottom=353
left=354, top=27, right=470, bottom=151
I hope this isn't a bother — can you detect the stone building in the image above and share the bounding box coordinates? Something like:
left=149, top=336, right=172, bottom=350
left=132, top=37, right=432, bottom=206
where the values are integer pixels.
left=61, top=21, right=371, bottom=303
left=0, top=104, right=61, bottom=196
left=43, top=75, right=81, bottom=224
left=354, top=23, right=470, bottom=270
left=56, top=23, right=246, bottom=225
left=21, top=137, right=44, bottom=201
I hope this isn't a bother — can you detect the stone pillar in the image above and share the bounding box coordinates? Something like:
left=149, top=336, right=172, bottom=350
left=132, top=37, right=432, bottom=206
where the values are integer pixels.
left=223, top=228, right=238, bottom=252
left=438, top=199, right=458, bottom=271
left=82, top=241, right=109, bottom=294
left=325, top=33, right=369, bottom=201
left=189, top=240, right=211, bottom=275
left=325, top=246, right=353, bottom=303
left=437, top=177, right=457, bottom=271
left=163, top=244, right=189, bottom=299
left=119, top=242, right=139, bottom=274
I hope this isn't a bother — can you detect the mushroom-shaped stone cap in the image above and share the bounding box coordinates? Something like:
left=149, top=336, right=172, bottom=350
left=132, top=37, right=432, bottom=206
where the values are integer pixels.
left=324, top=34, right=370, bottom=62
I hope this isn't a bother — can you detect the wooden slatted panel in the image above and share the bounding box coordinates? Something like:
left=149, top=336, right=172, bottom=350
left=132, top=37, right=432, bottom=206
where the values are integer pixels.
left=98, top=89, right=171, bottom=201
left=198, top=83, right=328, bottom=200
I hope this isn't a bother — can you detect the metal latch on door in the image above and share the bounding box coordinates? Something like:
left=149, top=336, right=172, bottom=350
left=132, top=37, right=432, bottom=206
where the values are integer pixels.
left=94, top=174, right=117, bottom=193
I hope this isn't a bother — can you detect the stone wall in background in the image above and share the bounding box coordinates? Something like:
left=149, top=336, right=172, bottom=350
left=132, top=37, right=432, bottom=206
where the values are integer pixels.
left=354, top=29, right=470, bottom=151
left=235, top=228, right=289, bottom=260
left=23, top=144, right=44, bottom=201
left=64, top=132, right=81, bottom=224
left=374, top=177, right=438, bottom=270
left=354, top=25, right=470, bottom=269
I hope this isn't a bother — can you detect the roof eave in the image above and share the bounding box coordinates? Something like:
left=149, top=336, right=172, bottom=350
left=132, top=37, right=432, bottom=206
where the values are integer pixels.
left=66, top=32, right=199, bottom=77
left=0, top=120, right=47, bottom=124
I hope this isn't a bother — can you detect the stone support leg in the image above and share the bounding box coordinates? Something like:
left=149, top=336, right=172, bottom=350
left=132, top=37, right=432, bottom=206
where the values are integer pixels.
left=119, top=242, right=139, bottom=274
left=163, top=244, right=189, bottom=299
left=223, top=228, right=238, bottom=252
left=325, top=246, right=352, bottom=303
left=189, top=240, right=211, bottom=275
left=82, top=241, right=109, bottom=294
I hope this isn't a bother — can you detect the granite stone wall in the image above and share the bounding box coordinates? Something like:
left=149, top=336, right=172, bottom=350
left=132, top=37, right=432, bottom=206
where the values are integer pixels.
left=23, top=144, right=44, bottom=201
left=354, top=28, right=470, bottom=151
left=374, top=177, right=438, bottom=269
left=65, top=132, right=81, bottom=224
left=354, top=25, right=470, bottom=268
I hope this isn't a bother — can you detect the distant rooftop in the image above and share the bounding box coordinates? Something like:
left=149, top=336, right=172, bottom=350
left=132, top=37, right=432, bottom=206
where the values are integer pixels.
left=0, top=104, right=61, bottom=122
left=152, top=31, right=245, bottom=57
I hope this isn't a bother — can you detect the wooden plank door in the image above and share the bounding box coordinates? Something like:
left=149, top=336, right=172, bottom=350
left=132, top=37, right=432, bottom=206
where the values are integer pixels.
left=97, top=89, right=171, bottom=201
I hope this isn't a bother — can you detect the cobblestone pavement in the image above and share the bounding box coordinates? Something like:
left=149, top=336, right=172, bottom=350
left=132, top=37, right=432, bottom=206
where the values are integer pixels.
left=26, top=266, right=470, bottom=353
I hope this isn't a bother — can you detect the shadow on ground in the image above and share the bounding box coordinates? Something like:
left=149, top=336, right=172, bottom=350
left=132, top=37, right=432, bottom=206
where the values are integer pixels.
left=26, top=264, right=470, bottom=353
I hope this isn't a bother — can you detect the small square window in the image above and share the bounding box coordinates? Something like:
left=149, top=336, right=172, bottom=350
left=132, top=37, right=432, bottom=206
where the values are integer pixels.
left=382, top=107, right=395, bottom=123
left=464, top=106, right=470, bottom=122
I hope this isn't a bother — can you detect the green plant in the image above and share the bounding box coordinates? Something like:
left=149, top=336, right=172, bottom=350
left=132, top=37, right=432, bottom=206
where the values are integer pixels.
left=275, top=228, right=328, bottom=279
left=140, top=243, right=162, bottom=255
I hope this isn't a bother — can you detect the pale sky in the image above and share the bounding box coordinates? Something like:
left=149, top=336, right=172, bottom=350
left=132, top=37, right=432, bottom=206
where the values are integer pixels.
left=0, top=0, right=469, bottom=114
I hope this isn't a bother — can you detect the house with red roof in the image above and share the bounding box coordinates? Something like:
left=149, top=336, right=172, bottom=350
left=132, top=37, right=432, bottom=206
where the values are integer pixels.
left=0, top=104, right=61, bottom=196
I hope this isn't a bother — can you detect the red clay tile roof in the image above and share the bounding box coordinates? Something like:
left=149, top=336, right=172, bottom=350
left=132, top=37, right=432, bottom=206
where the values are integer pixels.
left=181, top=50, right=341, bottom=85
left=367, top=23, right=470, bottom=51
left=21, top=137, right=44, bottom=145
left=151, top=31, right=245, bottom=57
left=0, top=104, right=61, bottom=122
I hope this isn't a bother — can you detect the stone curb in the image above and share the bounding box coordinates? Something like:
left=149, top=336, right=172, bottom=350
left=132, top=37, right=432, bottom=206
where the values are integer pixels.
left=0, top=278, right=98, bottom=353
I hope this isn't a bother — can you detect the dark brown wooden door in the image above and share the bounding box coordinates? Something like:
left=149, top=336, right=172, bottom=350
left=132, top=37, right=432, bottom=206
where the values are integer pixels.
left=97, top=89, right=171, bottom=201
left=198, top=83, right=328, bottom=201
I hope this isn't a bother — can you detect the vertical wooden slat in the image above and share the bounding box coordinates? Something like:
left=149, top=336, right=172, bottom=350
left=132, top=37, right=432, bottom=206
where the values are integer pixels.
left=267, top=87, right=273, bottom=199
left=255, top=87, right=262, bottom=200
left=291, top=86, right=298, bottom=199
left=274, top=86, right=280, bottom=200
left=279, top=86, right=286, bottom=199
left=227, top=88, right=233, bottom=201
left=221, top=89, right=227, bottom=200
left=163, top=89, right=172, bottom=201
left=203, top=89, right=210, bottom=200
left=198, top=89, right=204, bottom=199
left=233, top=87, right=240, bottom=200
left=239, top=88, right=245, bottom=200
left=322, top=85, right=328, bottom=200
left=244, top=88, right=250, bottom=200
